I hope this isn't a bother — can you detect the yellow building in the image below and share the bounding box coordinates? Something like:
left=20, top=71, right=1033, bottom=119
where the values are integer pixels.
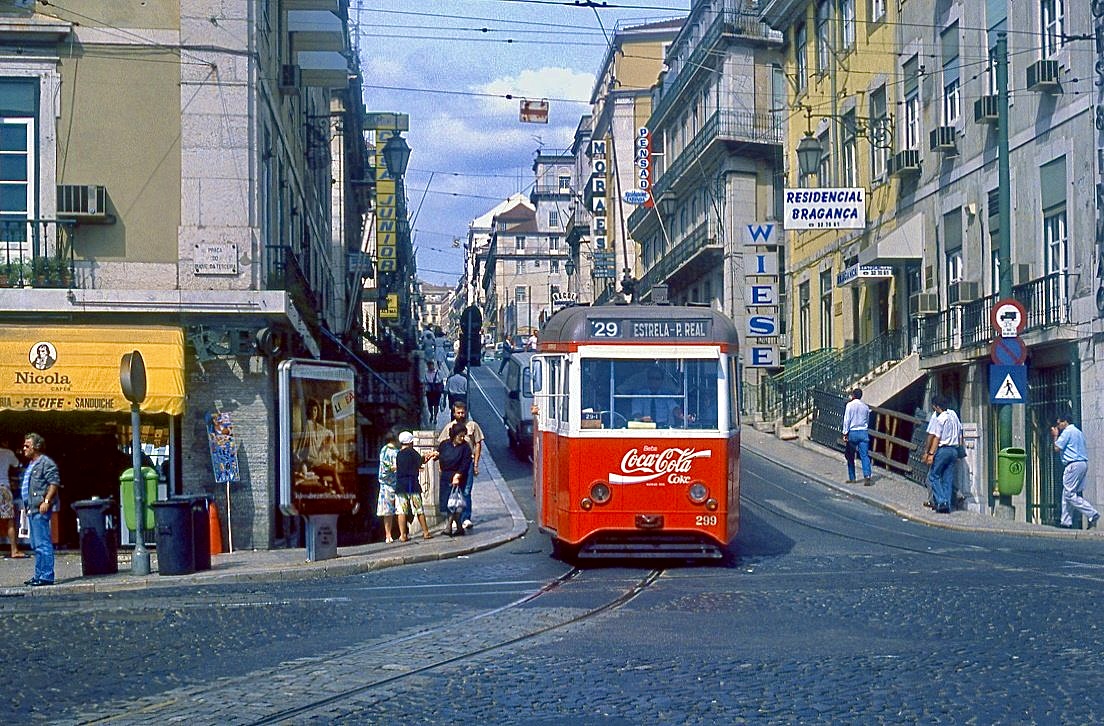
left=761, top=0, right=911, bottom=357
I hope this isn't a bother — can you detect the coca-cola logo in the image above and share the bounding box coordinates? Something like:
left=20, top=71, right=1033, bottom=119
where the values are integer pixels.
left=610, top=446, right=712, bottom=485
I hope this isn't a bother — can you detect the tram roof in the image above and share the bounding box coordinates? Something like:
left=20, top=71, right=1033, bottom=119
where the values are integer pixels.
left=539, top=304, right=739, bottom=347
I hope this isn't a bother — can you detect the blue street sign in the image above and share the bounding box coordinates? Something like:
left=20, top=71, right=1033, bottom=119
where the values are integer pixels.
left=989, top=364, right=1028, bottom=405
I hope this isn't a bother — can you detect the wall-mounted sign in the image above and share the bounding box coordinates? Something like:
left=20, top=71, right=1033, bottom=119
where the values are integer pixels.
left=623, top=190, right=649, bottom=205
left=637, top=127, right=654, bottom=208
left=784, top=187, right=866, bottom=229
left=379, top=292, right=399, bottom=320
left=743, top=223, right=778, bottom=246
left=749, top=250, right=779, bottom=276
left=591, top=138, right=611, bottom=259
left=836, top=264, right=894, bottom=286
left=747, top=314, right=779, bottom=336
left=745, top=283, right=778, bottom=306
left=194, top=242, right=238, bottom=275
left=747, top=345, right=780, bottom=368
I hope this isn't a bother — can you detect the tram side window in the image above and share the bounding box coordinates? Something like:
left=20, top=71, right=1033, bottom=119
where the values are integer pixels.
left=547, top=356, right=567, bottom=424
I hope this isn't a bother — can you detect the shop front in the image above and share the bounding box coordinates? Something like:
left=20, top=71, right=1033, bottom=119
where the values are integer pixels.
left=0, top=325, right=185, bottom=548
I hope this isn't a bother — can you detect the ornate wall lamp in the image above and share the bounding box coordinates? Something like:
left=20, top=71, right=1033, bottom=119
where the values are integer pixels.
left=795, top=105, right=894, bottom=178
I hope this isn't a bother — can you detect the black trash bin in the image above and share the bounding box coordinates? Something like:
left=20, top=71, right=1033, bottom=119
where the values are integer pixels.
left=174, top=495, right=211, bottom=572
left=71, top=498, right=117, bottom=576
left=152, top=500, right=195, bottom=576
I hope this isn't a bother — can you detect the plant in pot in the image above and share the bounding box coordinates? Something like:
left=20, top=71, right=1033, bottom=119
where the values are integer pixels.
left=32, top=257, right=48, bottom=286
left=0, top=260, right=11, bottom=287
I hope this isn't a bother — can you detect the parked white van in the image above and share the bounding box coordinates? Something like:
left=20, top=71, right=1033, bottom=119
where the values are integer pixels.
left=502, top=351, right=534, bottom=455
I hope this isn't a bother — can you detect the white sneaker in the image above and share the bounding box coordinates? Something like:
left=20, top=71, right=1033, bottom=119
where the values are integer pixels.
left=462, top=519, right=473, bottom=530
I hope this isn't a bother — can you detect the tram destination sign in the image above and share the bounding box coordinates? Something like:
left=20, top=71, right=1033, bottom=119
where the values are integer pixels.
left=588, top=318, right=712, bottom=340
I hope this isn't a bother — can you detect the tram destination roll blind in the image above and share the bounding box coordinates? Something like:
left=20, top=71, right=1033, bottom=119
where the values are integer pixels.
left=588, top=318, right=712, bottom=340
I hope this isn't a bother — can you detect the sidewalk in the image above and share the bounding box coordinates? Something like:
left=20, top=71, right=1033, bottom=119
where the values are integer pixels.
left=742, top=425, right=1103, bottom=540
left=0, top=451, right=528, bottom=597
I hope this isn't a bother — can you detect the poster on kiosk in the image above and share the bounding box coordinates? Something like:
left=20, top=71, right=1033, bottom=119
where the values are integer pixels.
left=278, top=360, right=358, bottom=518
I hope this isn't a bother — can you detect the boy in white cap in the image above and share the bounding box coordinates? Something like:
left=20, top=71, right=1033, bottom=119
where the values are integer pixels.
left=395, top=431, right=436, bottom=542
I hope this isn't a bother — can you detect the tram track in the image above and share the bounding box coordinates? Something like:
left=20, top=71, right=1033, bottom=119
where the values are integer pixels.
left=79, top=567, right=665, bottom=725
left=741, top=448, right=1104, bottom=584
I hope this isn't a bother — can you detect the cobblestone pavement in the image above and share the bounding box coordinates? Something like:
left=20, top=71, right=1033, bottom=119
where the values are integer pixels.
left=6, top=440, right=1103, bottom=724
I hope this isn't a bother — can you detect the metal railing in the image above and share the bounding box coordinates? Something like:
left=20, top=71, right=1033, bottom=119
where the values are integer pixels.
left=917, top=272, right=1068, bottom=358
left=0, top=219, right=77, bottom=289
left=761, top=328, right=908, bottom=425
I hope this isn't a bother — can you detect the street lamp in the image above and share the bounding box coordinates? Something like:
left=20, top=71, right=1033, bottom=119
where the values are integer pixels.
left=796, top=132, right=823, bottom=178
left=381, top=133, right=411, bottom=178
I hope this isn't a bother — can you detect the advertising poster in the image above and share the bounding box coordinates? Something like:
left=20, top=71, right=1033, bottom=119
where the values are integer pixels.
left=278, top=360, right=357, bottom=516
left=206, top=411, right=239, bottom=484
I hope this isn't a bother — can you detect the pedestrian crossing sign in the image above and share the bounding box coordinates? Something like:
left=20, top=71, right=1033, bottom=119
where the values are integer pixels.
left=989, top=364, right=1028, bottom=405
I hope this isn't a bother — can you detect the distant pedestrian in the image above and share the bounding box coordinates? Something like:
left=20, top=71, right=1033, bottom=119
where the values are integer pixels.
left=921, top=395, right=963, bottom=514
left=842, top=388, right=873, bottom=486
left=497, top=339, right=513, bottom=375
left=422, top=360, right=444, bottom=420
left=376, top=429, right=400, bottom=543
left=20, top=433, right=60, bottom=586
left=446, top=362, right=468, bottom=410
left=1051, top=413, right=1099, bottom=529
left=0, top=437, right=21, bottom=557
left=526, top=332, right=537, bottom=351
left=395, top=431, right=435, bottom=542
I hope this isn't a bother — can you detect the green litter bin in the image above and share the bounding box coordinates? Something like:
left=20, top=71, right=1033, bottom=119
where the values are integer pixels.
left=996, top=447, right=1027, bottom=496
left=120, top=466, right=158, bottom=531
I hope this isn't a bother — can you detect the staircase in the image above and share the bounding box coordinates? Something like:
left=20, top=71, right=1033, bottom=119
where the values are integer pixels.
left=760, top=328, right=915, bottom=427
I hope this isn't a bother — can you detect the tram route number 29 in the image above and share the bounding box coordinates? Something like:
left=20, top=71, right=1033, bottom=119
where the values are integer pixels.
left=589, top=320, right=621, bottom=338
left=695, top=515, right=717, bottom=526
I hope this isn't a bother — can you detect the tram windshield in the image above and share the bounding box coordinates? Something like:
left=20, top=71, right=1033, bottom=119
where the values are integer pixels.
left=579, top=358, right=720, bottom=430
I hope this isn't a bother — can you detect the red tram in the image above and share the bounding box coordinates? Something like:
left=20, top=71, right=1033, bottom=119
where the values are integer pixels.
left=531, top=304, right=740, bottom=559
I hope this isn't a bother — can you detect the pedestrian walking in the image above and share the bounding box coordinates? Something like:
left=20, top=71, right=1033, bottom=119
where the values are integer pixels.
left=20, top=433, right=60, bottom=586
left=842, top=388, right=873, bottom=486
left=921, top=395, right=963, bottom=514
left=436, top=423, right=473, bottom=534
left=395, top=431, right=435, bottom=542
left=446, top=362, right=468, bottom=410
left=422, top=360, right=444, bottom=421
left=437, top=400, right=484, bottom=530
left=376, top=429, right=400, bottom=543
left=1051, top=413, right=1100, bottom=530
left=497, top=338, right=513, bottom=375
left=0, top=437, right=22, bottom=557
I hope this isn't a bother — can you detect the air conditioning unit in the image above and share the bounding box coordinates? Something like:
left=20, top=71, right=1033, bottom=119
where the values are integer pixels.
left=56, top=184, right=113, bottom=223
left=947, top=280, right=980, bottom=306
left=889, top=149, right=921, bottom=176
left=279, top=64, right=301, bottom=94
left=973, top=95, right=998, bottom=124
left=929, top=126, right=957, bottom=154
left=909, top=291, right=940, bottom=317
left=1026, top=59, right=1061, bottom=92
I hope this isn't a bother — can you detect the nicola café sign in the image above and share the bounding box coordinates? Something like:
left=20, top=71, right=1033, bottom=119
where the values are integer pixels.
left=783, top=187, right=866, bottom=230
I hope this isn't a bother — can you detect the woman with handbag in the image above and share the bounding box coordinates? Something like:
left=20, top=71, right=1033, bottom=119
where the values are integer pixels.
left=436, top=423, right=472, bottom=534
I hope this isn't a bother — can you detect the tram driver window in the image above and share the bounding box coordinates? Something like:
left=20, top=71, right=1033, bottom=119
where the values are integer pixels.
left=579, top=359, right=720, bottom=430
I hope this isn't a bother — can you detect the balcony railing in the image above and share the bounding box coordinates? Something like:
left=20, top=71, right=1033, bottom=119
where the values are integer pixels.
left=0, top=219, right=76, bottom=289
left=918, top=272, right=1068, bottom=358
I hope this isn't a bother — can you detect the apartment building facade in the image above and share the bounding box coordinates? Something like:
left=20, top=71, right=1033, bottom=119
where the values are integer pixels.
left=0, top=1, right=381, bottom=548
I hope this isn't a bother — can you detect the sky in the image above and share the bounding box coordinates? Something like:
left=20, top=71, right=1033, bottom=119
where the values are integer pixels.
left=353, top=0, right=690, bottom=286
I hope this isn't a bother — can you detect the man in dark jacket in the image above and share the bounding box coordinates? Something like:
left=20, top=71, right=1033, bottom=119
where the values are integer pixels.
left=20, top=433, right=60, bottom=586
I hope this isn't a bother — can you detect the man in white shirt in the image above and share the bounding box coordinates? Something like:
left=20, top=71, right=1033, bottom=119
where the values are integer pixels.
left=842, top=388, right=873, bottom=485
left=922, top=394, right=963, bottom=514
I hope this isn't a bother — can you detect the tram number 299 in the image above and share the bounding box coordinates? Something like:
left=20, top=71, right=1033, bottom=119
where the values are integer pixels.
left=695, top=515, right=718, bottom=527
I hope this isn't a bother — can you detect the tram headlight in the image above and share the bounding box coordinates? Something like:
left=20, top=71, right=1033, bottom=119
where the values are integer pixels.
left=590, top=481, right=612, bottom=505
left=687, top=482, right=709, bottom=505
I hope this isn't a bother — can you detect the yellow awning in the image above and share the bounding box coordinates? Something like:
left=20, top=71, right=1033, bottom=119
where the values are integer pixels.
left=0, top=325, right=185, bottom=415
